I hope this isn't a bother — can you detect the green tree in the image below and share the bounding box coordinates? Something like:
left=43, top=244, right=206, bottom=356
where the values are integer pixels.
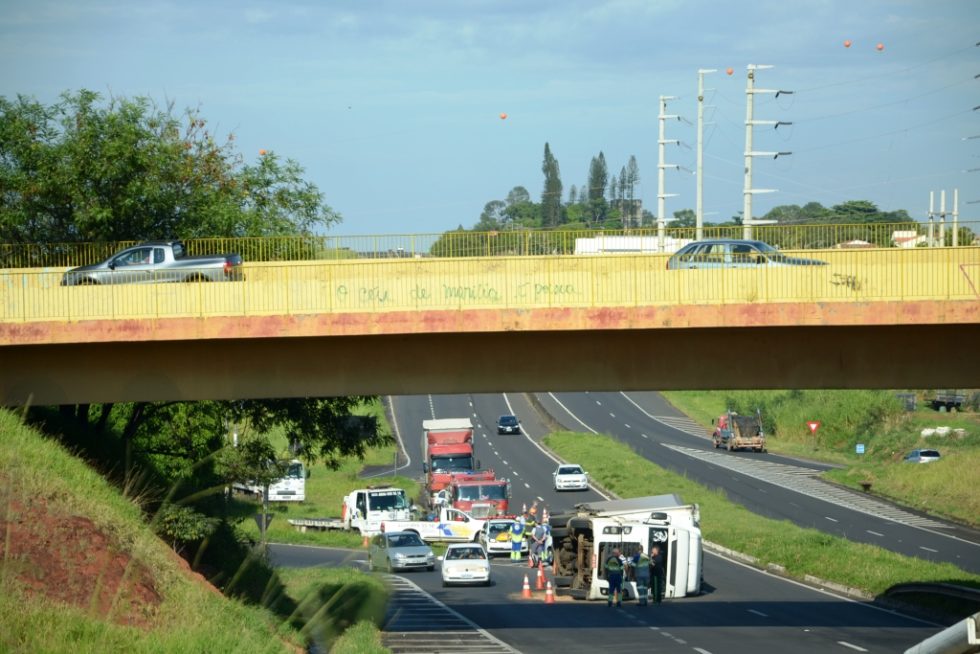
left=0, top=90, right=340, bottom=245
left=587, top=152, right=608, bottom=225
left=541, top=143, right=563, bottom=227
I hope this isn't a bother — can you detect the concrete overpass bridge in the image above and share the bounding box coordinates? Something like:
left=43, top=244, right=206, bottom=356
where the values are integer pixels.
left=1, top=239, right=978, bottom=405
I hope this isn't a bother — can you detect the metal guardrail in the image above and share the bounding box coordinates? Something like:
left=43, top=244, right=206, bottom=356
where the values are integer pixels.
left=1, top=221, right=977, bottom=268
left=1, top=246, right=978, bottom=324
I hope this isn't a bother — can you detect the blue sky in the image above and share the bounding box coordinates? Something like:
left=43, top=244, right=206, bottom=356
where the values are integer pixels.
left=1, top=0, right=977, bottom=235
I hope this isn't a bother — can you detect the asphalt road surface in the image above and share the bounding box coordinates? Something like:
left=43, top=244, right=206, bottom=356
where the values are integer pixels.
left=266, top=391, right=963, bottom=654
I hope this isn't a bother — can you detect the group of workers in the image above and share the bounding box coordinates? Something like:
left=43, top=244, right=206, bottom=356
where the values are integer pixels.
left=509, top=503, right=551, bottom=563
left=604, top=544, right=665, bottom=608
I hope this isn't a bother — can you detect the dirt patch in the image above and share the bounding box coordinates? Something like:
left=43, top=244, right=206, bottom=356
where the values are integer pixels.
left=1, top=495, right=162, bottom=629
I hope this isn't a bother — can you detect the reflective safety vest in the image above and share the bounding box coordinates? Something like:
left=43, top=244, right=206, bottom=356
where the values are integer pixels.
left=604, top=556, right=623, bottom=574
left=633, top=554, right=651, bottom=571
left=511, top=520, right=524, bottom=538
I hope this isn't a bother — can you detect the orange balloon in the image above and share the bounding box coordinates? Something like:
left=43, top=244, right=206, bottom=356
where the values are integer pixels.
left=876, top=42, right=884, bottom=51
left=726, top=67, right=733, bottom=75
left=499, top=113, right=507, bottom=120
left=843, top=39, right=852, bottom=48
left=259, top=149, right=267, bottom=155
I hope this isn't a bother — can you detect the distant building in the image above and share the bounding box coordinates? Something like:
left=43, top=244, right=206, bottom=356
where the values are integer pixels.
left=574, top=235, right=692, bottom=255
left=835, top=239, right=874, bottom=249
left=891, top=230, right=927, bottom=248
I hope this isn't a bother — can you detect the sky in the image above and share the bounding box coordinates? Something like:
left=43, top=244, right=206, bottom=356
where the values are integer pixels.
left=1, top=0, right=977, bottom=236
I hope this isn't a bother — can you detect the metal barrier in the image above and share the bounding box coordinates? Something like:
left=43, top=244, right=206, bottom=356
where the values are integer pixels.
left=2, top=245, right=978, bottom=323
left=1, top=221, right=977, bottom=268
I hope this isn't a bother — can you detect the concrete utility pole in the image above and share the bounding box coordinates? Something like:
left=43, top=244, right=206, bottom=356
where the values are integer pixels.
left=742, top=64, right=793, bottom=240
left=939, top=189, right=947, bottom=247
left=696, top=68, right=717, bottom=241
left=658, top=95, right=681, bottom=251
left=928, top=191, right=935, bottom=246
left=952, top=188, right=959, bottom=247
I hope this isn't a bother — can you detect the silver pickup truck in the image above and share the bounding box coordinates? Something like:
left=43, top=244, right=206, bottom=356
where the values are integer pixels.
left=60, top=240, right=244, bottom=286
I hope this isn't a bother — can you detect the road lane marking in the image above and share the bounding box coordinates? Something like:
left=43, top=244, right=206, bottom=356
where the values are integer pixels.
left=641, top=433, right=649, bottom=439
left=610, top=412, right=616, bottom=418
left=748, top=609, right=768, bottom=617
left=920, top=546, right=939, bottom=553
left=624, top=424, right=631, bottom=429
left=867, top=530, right=883, bottom=537
left=825, top=517, right=839, bottom=523
left=837, top=642, right=868, bottom=652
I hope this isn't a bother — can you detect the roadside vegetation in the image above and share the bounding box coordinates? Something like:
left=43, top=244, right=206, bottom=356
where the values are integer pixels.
left=663, top=390, right=980, bottom=528
left=544, top=429, right=980, bottom=618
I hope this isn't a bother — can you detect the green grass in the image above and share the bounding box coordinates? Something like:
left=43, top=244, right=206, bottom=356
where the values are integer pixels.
left=276, top=567, right=389, bottom=653
left=0, top=410, right=306, bottom=654
left=544, top=430, right=980, bottom=602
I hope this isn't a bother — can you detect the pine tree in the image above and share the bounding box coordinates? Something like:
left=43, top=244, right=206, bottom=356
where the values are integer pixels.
left=587, top=152, right=608, bottom=225
left=541, top=143, right=564, bottom=227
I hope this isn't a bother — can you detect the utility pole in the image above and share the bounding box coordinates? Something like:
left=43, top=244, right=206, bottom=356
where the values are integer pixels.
left=697, top=68, right=716, bottom=241
left=928, top=191, right=935, bottom=246
left=939, top=189, right=947, bottom=247
left=952, top=188, right=959, bottom=247
left=742, top=64, right=793, bottom=240
left=658, top=95, right=681, bottom=251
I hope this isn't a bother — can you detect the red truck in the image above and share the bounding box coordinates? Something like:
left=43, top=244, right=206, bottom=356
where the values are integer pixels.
left=447, top=473, right=511, bottom=518
left=422, top=418, right=477, bottom=503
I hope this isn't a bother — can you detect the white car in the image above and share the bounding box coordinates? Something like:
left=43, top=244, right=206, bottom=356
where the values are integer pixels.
left=482, top=518, right=528, bottom=557
left=440, top=543, right=491, bottom=587
left=553, top=464, right=589, bottom=491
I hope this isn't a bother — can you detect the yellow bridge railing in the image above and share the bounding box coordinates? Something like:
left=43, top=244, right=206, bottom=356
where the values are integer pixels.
left=1, top=221, right=976, bottom=268
left=2, top=246, right=978, bottom=324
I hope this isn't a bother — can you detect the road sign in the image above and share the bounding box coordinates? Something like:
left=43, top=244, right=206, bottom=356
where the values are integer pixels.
left=806, top=420, right=821, bottom=434
left=856, top=444, right=865, bottom=454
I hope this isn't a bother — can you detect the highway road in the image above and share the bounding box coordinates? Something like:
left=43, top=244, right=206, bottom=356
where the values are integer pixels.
left=537, top=390, right=980, bottom=575
left=293, top=391, right=958, bottom=654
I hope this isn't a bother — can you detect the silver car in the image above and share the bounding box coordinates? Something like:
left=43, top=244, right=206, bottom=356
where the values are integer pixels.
left=666, top=239, right=827, bottom=269
left=368, top=531, right=435, bottom=572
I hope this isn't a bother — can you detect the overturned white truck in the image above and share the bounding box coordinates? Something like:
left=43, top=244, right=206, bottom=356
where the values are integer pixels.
left=549, top=494, right=702, bottom=602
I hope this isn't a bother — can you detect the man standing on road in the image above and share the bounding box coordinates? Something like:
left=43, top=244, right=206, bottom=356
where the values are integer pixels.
left=650, top=544, right=665, bottom=604
left=604, top=547, right=625, bottom=608
left=631, top=544, right=652, bottom=606
left=530, top=517, right=548, bottom=566
left=510, top=513, right=525, bottom=562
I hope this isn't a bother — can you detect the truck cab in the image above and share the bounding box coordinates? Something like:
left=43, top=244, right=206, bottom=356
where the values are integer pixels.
left=342, top=486, right=412, bottom=535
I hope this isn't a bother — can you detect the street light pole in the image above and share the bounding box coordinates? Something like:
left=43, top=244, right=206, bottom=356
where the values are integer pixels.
left=697, top=68, right=717, bottom=241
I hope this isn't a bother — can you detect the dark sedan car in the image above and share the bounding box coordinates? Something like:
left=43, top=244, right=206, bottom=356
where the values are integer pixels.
left=496, top=415, right=521, bottom=435
left=666, top=239, right=827, bottom=269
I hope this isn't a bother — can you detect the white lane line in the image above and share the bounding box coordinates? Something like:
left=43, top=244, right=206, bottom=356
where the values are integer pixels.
left=596, top=400, right=602, bottom=406
left=610, top=412, right=616, bottom=419
left=641, top=433, right=649, bottom=439
left=547, top=393, right=598, bottom=434
left=693, top=649, right=713, bottom=654
left=512, top=471, right=519, bottom=477
left=624, top=424, right=631, bottom=429
left=501, top=460, right=509, bottom=465
left=748, top=609, right=767, bottom=617
left=536, top=496, right=544, bottom=503
left=825, top=517, right=839, bottom=523
left=837, top=642, right=868, bottom=652
left=524, top=482, right=530, bottom=489
left=920, top=546, right=939, bottom=553
left=867, top=530, right=884, bottom=537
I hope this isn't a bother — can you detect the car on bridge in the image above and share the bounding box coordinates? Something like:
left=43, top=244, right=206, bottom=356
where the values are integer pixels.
left=60, top=240, right=244, bottom=285
left=666, top=238, right=827, bottom=270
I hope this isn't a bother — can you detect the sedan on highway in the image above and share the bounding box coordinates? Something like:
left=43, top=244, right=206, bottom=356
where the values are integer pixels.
left=368, top=531, right=435, bottom=572
left=441, top=543, right=491, bottom=586
left=496, top=415, right=521, bottom=434
left=666, top=238, right=827, bottom=269
left=553, top=464, right=589, bottom=491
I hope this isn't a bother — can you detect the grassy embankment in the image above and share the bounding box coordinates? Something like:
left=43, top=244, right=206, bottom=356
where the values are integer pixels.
left=0, top=409, right=393, bottom=653
left=662, top=390, right=980, bottom=528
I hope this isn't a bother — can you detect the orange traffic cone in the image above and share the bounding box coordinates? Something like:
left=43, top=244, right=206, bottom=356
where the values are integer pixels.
left=362, top=534, right=369, bottom=548
left=536, top=562, right=545, bottom=590
left=544, top=580, right=555, bottom=604
left=521, top=574, right=532, bottom=599
left=527, top=551, right=534, bottom=568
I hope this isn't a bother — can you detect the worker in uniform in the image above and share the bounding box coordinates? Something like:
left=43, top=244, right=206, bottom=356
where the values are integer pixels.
left=631, top=544, right=652, bottom=606
left=530, top=517, right=548, bottom=566
left=523, top=505, right=537, bottom=556
left=650, top=544, right=665, bottom=604
left=510, top=513, right=525, bottom=561
left=604, top=547, right=625, bottom=608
